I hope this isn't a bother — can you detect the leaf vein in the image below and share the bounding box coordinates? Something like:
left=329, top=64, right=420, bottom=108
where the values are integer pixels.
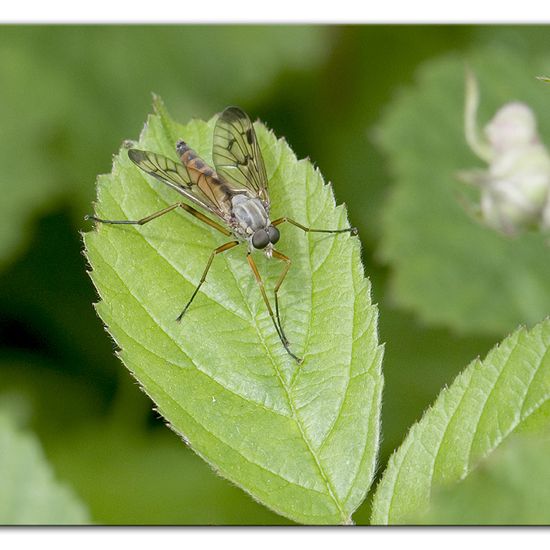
left=92, top=241, right=293, bottom=419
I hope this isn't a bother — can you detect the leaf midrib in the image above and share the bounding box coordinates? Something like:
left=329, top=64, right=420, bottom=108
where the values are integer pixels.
left=99, top=262, right=350, bottom=516
left=171, top=134, right=356, bottom=520
left=100, top=176, right=352, bottom=524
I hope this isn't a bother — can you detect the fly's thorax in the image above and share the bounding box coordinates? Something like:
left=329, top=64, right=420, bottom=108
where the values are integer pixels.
left=231, top=195, right=269, bottom=234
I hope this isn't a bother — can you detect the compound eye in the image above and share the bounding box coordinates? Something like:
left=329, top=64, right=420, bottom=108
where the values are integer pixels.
left=267, top=225, right=280, bottom=244
left=252, top=230, right=270, bottom=249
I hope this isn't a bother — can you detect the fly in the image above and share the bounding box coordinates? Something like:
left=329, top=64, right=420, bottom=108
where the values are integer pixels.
left=86, top=107, right=357, bottom=363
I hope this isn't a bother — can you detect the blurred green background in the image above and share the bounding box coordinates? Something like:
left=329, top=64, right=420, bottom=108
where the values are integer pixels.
left=0, top=25, right=547, bottom=524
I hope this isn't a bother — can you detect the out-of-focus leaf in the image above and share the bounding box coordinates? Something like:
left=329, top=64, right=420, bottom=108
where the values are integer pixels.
left=473, top=26, right=550, bottom=57
left=84, top=98, right=383, bottom=524
left=0, top=358, right=106, bottom=438
left=0, top=44, right=74, bottom=270
left=410, top=434, right=550, bottom=524
left=377, top=47, right=550, bottom=335
left=373, top=304, right=495, bottom=465
left=266, top=26, right=474, bottom=249
left=348, top=264, right=495, bottom=525
left=371, top=319, right=550, bottom=524
left=48, top=419, right=292, bottom=525
left=0, top=26, right=329, bottom=269
left=0, top=210, right=126, bottom=384
left=0, top=413, right=90, bottom=524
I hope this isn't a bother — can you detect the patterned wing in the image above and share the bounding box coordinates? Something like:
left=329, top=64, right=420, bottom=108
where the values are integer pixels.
left=128, top=149, right=228, bottom=218
left=212, top=107, right=269, bottom=203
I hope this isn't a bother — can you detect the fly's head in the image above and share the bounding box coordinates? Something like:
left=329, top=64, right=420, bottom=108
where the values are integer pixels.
left=250, top=225, right=280, bottom=257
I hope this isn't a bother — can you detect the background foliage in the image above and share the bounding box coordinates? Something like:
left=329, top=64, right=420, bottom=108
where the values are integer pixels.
left=1, top=25, right=549, bottom=524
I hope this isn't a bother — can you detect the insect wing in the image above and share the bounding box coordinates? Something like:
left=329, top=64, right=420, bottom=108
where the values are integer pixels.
left=176, top=141, right=236, bottom=218
left=212, top=107, right=269, bottom=203
left=128, top=149, right=225, bottom=218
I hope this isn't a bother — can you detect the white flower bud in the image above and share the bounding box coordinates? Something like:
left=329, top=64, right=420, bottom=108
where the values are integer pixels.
left=485, top=102, right=537, bottom=151
left=460, top=70, right=550, bottom=236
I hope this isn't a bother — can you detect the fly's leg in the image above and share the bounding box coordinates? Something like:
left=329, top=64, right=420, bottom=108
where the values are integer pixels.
left=178, top=204, right=232, bottom=235
left=271, top=216, right=358, bottom=236
left=271, top=250, right=292, bottom=347
left=176, top=241, right=240, bottom=321
left=85, top=203, right=184, bottom=226
left=85, top=202, right=232, bottom=235
left=267, top=217, right=356, bottom=360
left=86, top=203, right=238, bottom=321
left=247, top=252, right=302, bottom=364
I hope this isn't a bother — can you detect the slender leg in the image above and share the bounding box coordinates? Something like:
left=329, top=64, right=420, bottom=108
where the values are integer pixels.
left=247, top=252, right=302, bottom=364
left=178, top=203, right=232, bottom=235
left=85, top=203, right=183, bottom=226
left=271, top=250, right=292, bottom=346
left=176, top=240, right=240, bottom=321
left=271, top=216, right=358, bottom=236
left=85, top=202, right=232, bottom=235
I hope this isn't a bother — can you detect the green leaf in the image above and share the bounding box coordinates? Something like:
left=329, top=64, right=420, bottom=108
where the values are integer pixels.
left=370, top=319, right=550, bottom=524
left=378, top=47, right=550, bottom=335
left=374, top=303, right=495, bottom=467
left=0, top=413, right=91, bottom=524
left=409, top=433, right=550, bottom=524
left=83, top=98, right=383, bottom=525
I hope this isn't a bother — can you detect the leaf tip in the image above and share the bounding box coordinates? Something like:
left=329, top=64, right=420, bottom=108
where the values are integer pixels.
left=151, top=92, right=166, bottom=113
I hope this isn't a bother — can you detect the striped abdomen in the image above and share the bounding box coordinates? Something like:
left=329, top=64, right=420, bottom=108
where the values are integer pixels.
left=176, top=140, right=234, bottom=214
